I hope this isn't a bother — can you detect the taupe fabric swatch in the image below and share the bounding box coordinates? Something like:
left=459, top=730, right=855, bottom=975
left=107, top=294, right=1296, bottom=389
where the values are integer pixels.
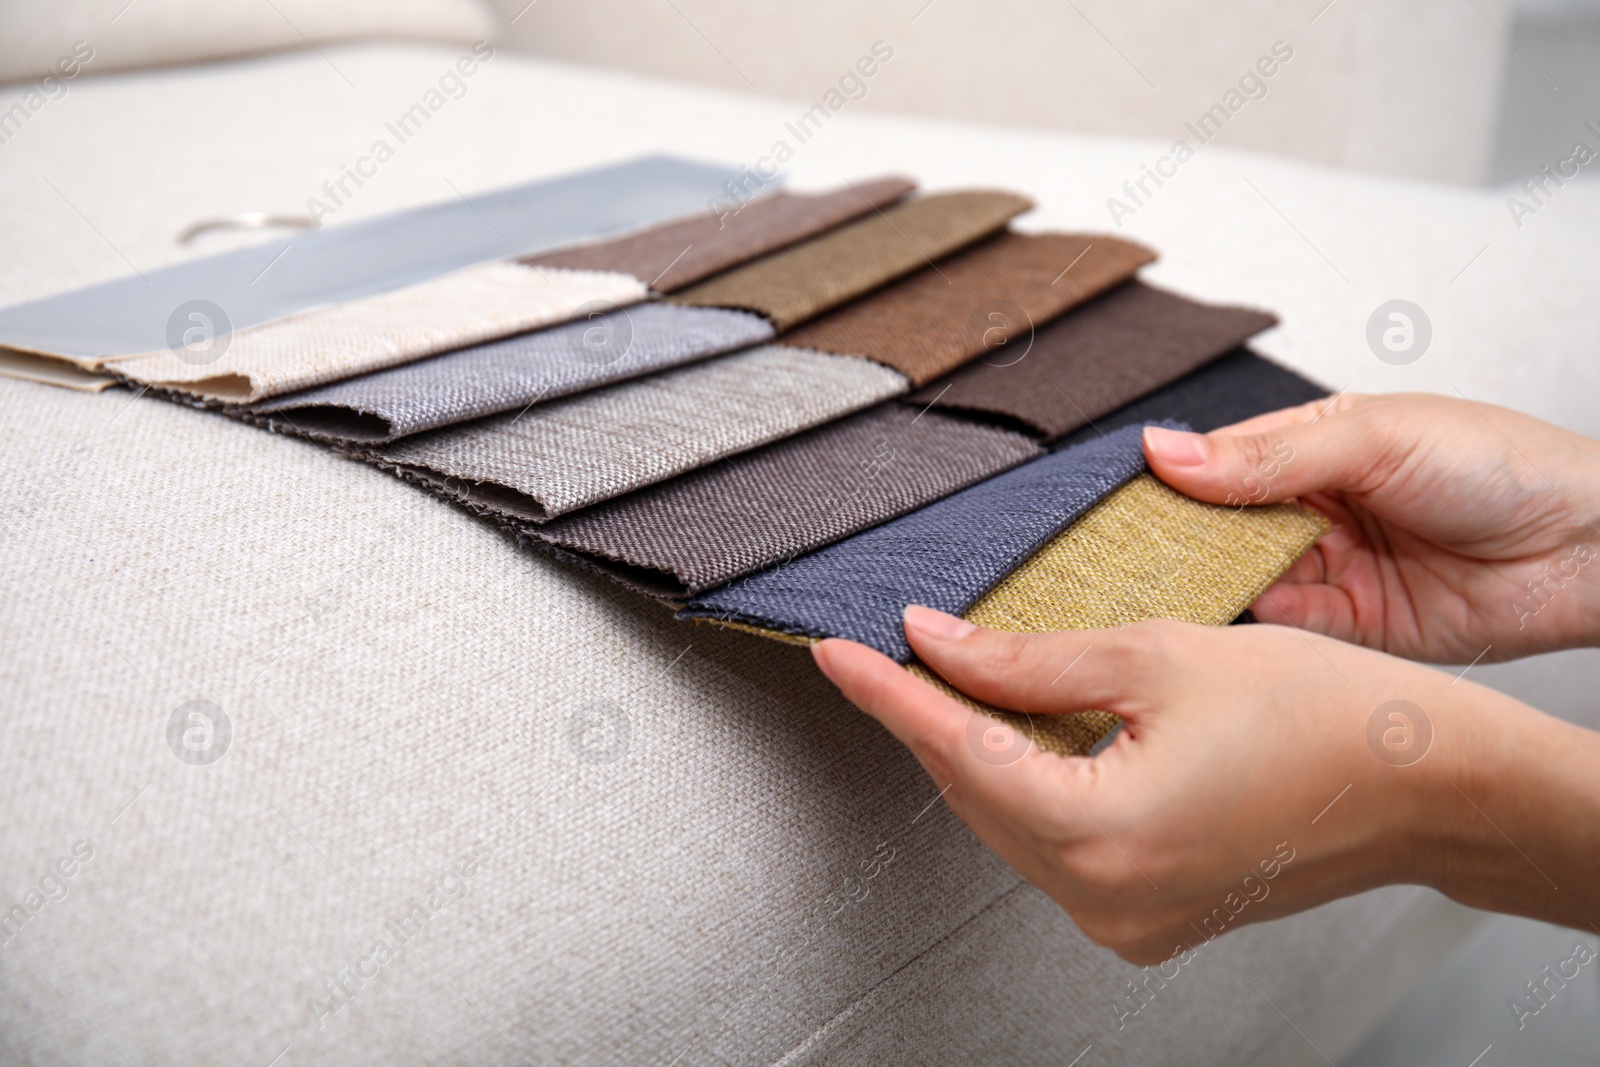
left=372, top=345, right=909, bottom=522
left=107, top=262, right=646, bottom=403
left=535, top=404, right=1044, bottom=598
left=782, top=232, right=1155, bottom=385
left=247, top=304, right=774, bottom=444
left=525, top=177, right=916, bottom=292
left=668, top=191, right=1032, bottom=330
left=905, top=281, right=1277, bottom=439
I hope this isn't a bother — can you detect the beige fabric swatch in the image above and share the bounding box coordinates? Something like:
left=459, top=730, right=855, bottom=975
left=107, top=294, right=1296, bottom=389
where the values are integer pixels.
left=0, top=347, right=117, bottom=392
left=373, top=345, right=909, bottom=522
left=106, top=262, right=647, bottom=403
left=909, top=475, right=1329, bottom=756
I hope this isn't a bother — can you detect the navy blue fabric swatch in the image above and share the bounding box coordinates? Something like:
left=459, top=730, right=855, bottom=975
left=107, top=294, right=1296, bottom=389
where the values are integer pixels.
left=682, top=420, right=1183, bottom=662
left=1053, top=349, right=1326, bottom=449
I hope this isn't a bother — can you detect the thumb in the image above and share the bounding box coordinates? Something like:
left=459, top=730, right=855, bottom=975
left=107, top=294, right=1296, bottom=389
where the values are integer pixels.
left=1141, top=397, right=1393, bottom=507
left=902, top=605, right=1160, bottom=721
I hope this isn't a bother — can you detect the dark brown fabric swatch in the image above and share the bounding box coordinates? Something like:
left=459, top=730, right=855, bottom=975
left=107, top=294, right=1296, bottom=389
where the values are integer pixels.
left=781, top=232, right=1155, bottom=385
left=905, top=281, right=1278, bottom=439
left=668, top=190, right=1032, bottom=331
left=524, top=176, right=916, bottom=292
left=531, top=404, right=1043, bottom=598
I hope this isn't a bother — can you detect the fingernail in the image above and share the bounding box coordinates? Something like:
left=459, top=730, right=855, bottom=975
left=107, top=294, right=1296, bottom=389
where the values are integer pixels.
left=1144, top=426, right=1209, bottom=467
left=904, top=604, right=977, bottom=642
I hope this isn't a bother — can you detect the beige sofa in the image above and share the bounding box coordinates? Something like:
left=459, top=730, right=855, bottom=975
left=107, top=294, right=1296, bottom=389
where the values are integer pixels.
left=494, top=0, right=1516, bottom=184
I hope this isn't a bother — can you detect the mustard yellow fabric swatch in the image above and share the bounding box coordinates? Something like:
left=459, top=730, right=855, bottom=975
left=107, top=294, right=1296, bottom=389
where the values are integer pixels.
left=909, top=475, right=1329, bottom=756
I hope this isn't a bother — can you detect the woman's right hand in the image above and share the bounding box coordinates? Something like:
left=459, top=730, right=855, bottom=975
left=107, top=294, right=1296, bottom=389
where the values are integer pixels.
left=1141, top=392, right=1600, bottom=664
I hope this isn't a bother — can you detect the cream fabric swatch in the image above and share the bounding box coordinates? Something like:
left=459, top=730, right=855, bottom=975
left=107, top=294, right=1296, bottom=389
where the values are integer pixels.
left=374, top=345, right=909, bottom=522
left=106, top=262, right=646, bottom=403
left=910, top=474, right=1329, bottom=756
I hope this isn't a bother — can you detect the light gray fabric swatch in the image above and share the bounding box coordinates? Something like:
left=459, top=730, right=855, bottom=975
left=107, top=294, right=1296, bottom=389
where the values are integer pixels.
left=248, top=304, right=774, bottom=443
left=372, top=345, right=910, bottom=522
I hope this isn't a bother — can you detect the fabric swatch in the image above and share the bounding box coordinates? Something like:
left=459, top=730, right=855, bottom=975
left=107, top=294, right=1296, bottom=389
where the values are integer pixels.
left=910, top=474, right=1329, bottom=756
left=1052, top=348, right=1330, bottom=448
left=783, top=233, right=1156, bottom=386
left=525, top=177, right=917, bottom=292
left=372, top=345, right=909, bottom=522
left=905, top=282, right=1277, bottom=438
left=535, top=404, right=1045, bottom=598
left=107, top=262, right=647, bottom=404
left=247, top=304, right=773, bottom=444
left=669, top=191, right=1032, bottom=331
left=680, top=421, right=1175, bottom=662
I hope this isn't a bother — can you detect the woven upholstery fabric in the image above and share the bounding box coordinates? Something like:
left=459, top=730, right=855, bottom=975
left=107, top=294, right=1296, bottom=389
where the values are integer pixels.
left=681, top=420, right=1175, bottom=662
left=247, top=304, right=773, bottom=444
left=106, top=262, right=647, bottom=403
left=668, top=191, right=1032, bottom=330
left=374, top=345, right=909, bottom=522
left=783, top=233, right=1155, bottom=385
left=1054, top=347, right=1331, bottom=448
left=525, top=177, right=916, bottom=292
left=906, top=281, right=1278, bottom=438
left=911, top=474, right=1329, bottom=756
left=536, top=404, right=1044, bottom=598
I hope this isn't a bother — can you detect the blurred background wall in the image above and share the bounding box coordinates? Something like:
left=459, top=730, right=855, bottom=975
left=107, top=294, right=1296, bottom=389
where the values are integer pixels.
left=482, top=0, right=1600, bottom=188
left=1491, top=0, right=1600, bottom=181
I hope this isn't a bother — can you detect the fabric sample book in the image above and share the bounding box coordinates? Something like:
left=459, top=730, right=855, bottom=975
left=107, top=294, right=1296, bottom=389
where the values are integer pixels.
left=910, top=475, right=1329, bottom=756
left=534, top=404, right=1045, bottom=598
left=250, top=229, right=1145, bottom=446
left=906, top=281, right=1278, bottom=438
left=680, top=421, right=1174, bottom=662
left=106, top=262, right=647, bottom=403
left=372, top=346, right=909, bottom=522
left=1051, top=348, right=1330, bottom=448
left=525, top=177, right=917, bottom=292
left=669, top=191, right=1032, bottom=330
left=783, top=233, right=1156, bottom=386
left=247, top=304, right=774, bottom=443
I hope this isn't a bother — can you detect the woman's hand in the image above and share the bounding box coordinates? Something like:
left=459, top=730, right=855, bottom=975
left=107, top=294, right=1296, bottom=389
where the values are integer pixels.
left=1142, top=393, right=1600, bottom=663
left=814, top=608, right=1600, bottom=963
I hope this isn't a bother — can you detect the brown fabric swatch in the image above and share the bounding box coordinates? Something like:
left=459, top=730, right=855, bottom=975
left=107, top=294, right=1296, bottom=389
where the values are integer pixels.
left=533, top=404, right=1044, bottom=598
left=668, top=190, right=1032, bottom=331
left=525, top=176, right=916, bottom=292
left=781, top=232, right=1155, bottom=385
left=905, top=281, right=1278, bottom=439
